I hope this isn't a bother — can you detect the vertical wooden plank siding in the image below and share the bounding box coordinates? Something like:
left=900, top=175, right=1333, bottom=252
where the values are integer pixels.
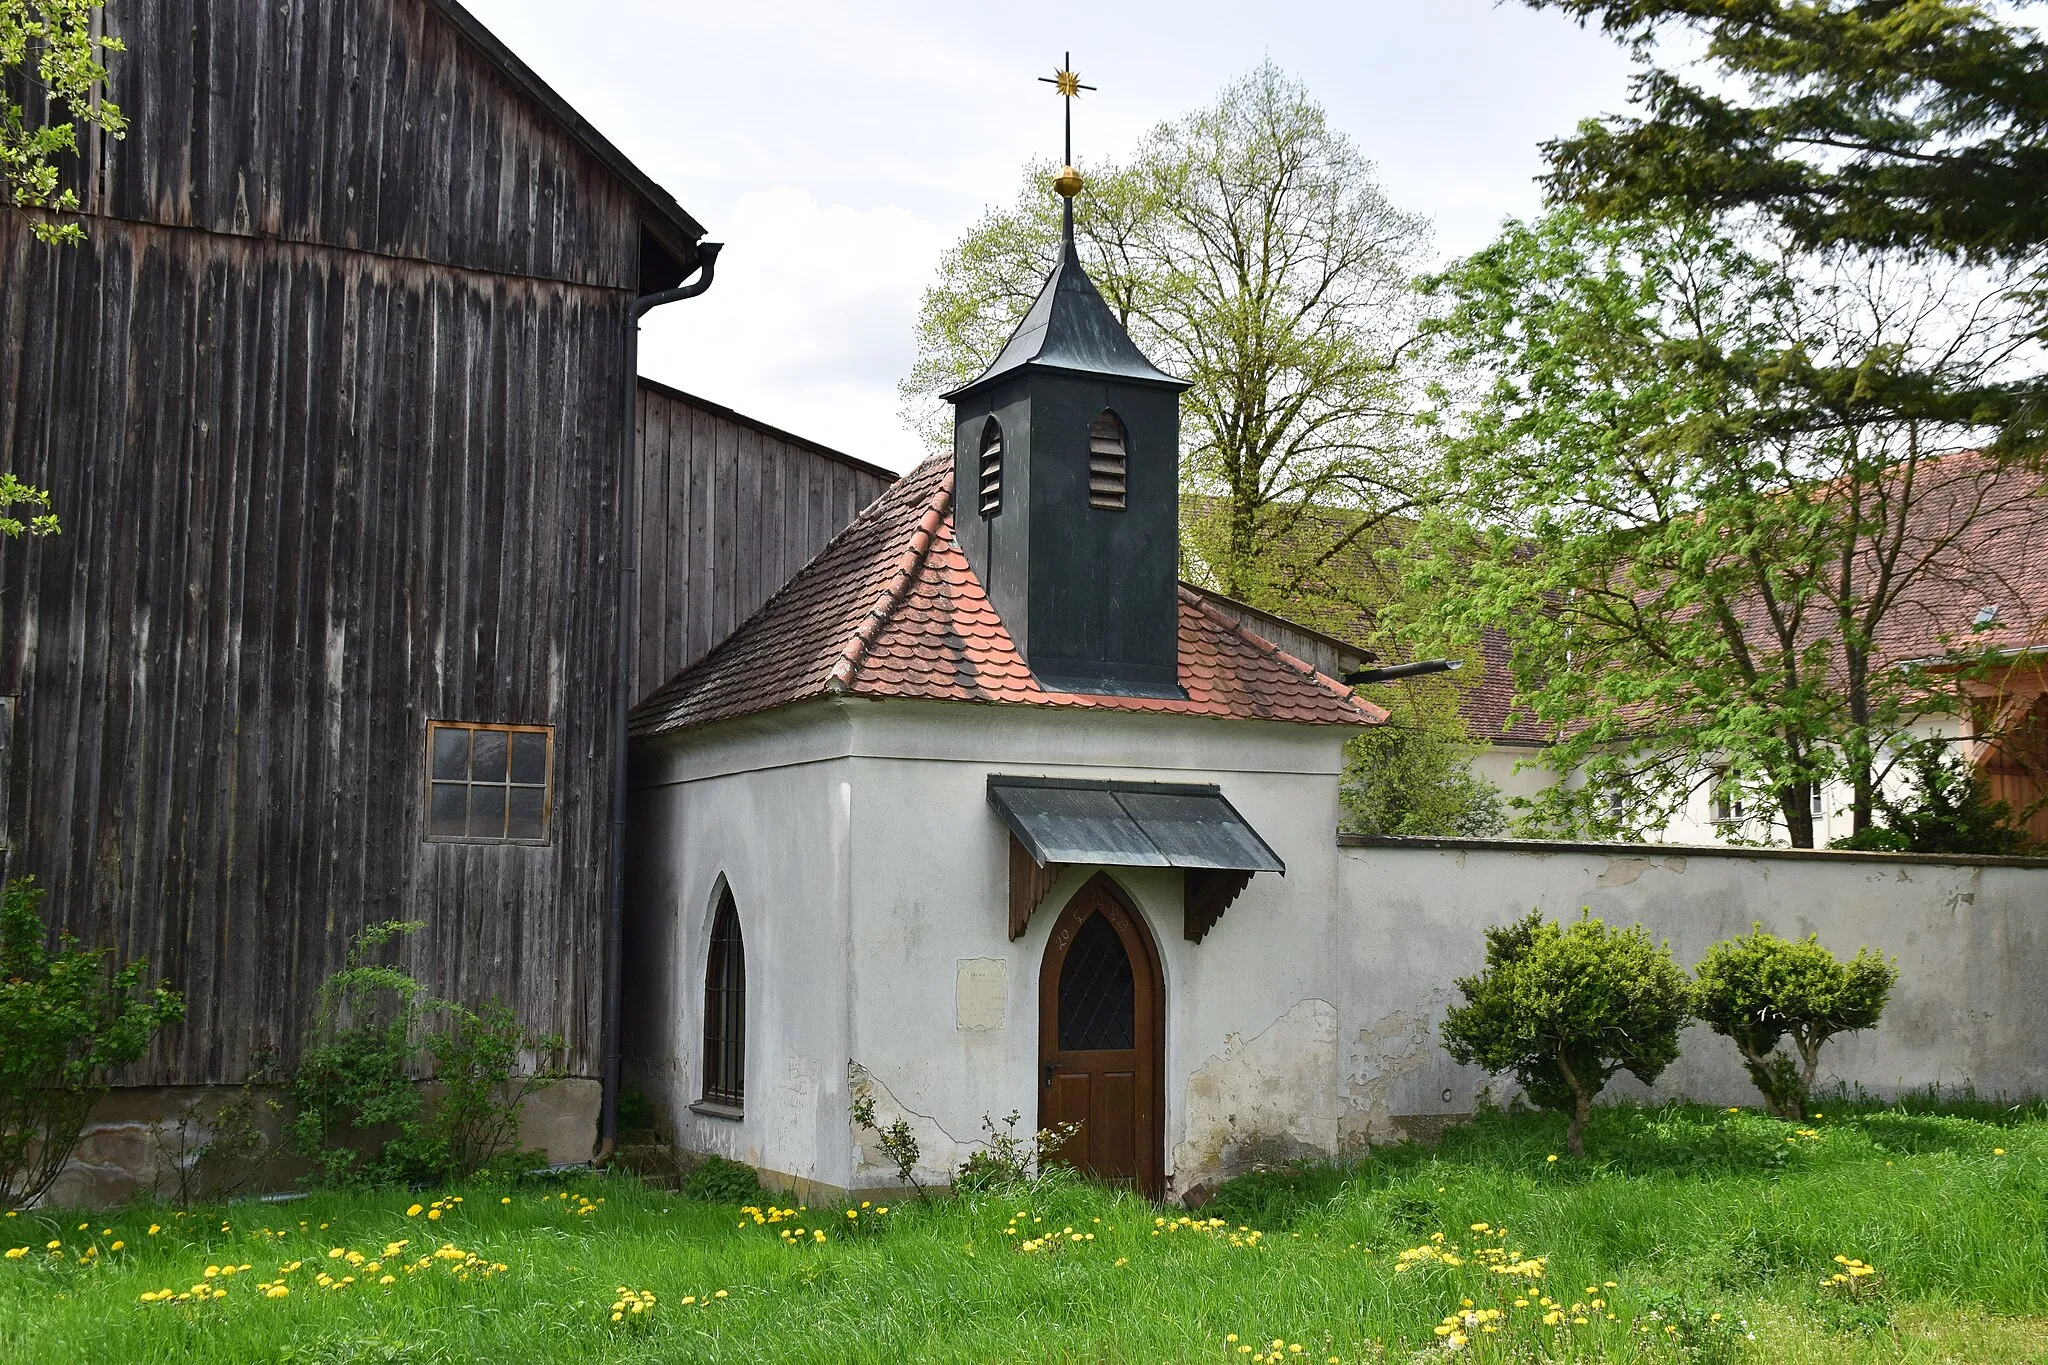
left=629, top=384, right=897, bottom=700
left=0, top=0, right=669, bottom=1084
left=0, top=216, right=631, bottom=1081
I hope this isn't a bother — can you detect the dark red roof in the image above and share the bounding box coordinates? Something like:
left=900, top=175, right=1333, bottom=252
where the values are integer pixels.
left=630, top=458, right=1385, bottom=738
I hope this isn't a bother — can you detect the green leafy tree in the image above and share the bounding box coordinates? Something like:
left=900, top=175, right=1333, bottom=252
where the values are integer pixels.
left=903, top=61, right=1433, bottom=605
left=1521, top=0, right=2048, bottom=454
left=3, top=0, right=126, bottom=245
left=1832, top=737, right=2038, bottom=855
left=1403, top=206, right=2034, bottom=845
left=0, top=471, right=58, bottom=537
left=1693, top=925, right=1898, bottom=1118
left=1341, top=667, right=1506, bottom=837
left=0, top=877, right=184, bottom=1205
left=1441, top=910, right=1693, bottom=1156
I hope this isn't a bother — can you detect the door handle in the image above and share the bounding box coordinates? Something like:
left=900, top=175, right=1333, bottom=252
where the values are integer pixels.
left=1043, top=1062, right=1057, bottom=1088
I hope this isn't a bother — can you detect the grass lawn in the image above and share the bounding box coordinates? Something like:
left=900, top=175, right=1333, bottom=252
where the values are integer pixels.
left=4, top=1098, right=2044, bottom=1363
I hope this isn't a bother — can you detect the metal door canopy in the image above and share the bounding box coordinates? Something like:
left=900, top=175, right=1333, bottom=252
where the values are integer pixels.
left=987, top=776, right=1285, bottom=874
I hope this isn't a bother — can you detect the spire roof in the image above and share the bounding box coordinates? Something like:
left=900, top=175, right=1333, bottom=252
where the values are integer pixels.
left=941, top=237, right=1188, bottom=401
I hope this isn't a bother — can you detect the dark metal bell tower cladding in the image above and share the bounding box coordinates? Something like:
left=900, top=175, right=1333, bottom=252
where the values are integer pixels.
left=943, top=236, right=1192, bottom=697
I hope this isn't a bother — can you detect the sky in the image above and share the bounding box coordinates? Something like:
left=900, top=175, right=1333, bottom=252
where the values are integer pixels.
left=464, top=0, right=1643, bottom=472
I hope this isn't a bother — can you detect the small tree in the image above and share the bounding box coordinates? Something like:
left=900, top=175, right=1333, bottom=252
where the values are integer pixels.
left=0, top=877, right=185, bottom=1206
left=1441, top=910, right=1692, bottom=1157
left=1832, top=739, right=2037, bottom=856
left=1693, top=926, right=1898, bottom=1119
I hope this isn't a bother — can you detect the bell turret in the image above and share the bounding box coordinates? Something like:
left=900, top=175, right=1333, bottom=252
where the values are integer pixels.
left=943, top=64, right=1190, bottom=696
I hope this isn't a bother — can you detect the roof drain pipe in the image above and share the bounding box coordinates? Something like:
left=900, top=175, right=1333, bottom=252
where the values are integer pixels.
left=599, top=240, right=723, bottom=1169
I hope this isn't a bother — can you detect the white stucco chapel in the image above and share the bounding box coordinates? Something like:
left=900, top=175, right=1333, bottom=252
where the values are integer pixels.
left=621, top=202, right=1390, bottom=1199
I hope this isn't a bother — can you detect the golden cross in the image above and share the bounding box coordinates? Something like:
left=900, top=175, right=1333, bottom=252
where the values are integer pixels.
left=1037, top=53, right=1095, bottom=166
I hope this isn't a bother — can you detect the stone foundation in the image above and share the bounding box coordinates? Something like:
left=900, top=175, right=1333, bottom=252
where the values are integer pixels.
left=34, top=1078, right=600, bottom=1210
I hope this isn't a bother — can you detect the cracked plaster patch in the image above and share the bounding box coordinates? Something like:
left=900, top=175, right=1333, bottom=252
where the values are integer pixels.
left=1173, top=1000, right=1340, bottom=1188
left=847, top=1061, right=974, bottom=1185
left=1343, top=997, right=1450, bottom=1147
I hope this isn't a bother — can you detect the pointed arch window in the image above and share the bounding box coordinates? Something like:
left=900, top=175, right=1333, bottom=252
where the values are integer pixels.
left=1088, top=411, right=1127, bottom=511
left=978, top=418, right=1005, bottom=518
left=700, top=888, right=746, bottom=1109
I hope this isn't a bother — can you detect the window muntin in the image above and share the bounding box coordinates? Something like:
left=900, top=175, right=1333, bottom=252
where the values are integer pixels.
left=978, top=418, right=1004, bottom=518
left=702, top=889, right=747, bottom=1108
left=1088, top=411, right=1127, bottom=511
left=426, top=722, right=553, bottom=843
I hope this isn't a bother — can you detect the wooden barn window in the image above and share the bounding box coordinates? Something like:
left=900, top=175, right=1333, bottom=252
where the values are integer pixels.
left=426, top=722, right=553, bottom=844
left=700, top=889, right=747, bottom=1111
left=1088, top=411, right=1127, bottom=510
left=978, top=418, right=1005, bottom=518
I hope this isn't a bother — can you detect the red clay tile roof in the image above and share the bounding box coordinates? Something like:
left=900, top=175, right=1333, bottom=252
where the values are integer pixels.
left=629, top=457, right=1386, bottom=738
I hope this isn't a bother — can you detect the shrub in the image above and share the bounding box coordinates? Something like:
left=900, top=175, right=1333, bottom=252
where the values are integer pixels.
left=850, top=1087, right=924, bottom=1198
left=1830, top=739, right=2036, bottom=855
left=1440, top=909, right=1692, bottom=1157
left=1693, top=926, right=1897, bottom=1119
left=0, top=876, right=185, bottom=1206
left=952, top=1111, right=1078, bottom=1193
left=680, top=1153, right=763, bottom=1203
left=285, top=920, right=559, bottom=1186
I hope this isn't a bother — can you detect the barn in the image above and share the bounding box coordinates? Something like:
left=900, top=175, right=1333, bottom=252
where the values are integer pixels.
left=0, top=0, right=893, bottom=1202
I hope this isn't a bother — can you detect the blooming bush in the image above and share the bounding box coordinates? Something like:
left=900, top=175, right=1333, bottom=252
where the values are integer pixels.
left=1440, top=910, right=1692, bottom=1156
left=1693, top=926, right=1897, bottom=1119
left=0, top=877, right=185, bottom=1206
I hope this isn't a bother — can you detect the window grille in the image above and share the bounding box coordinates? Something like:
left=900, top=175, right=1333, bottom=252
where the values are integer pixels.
left=978, top=419, right=1004, bottom=518
left=1088, top=411, right=1127, bottom=511
left=426, top=722, right=552, bottom=843
left=701, top=890, right=747, bottom=1108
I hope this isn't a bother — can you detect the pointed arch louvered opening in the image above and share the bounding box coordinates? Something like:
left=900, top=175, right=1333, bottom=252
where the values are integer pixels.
left=701, top=887, right=746, bottom=1107
left=978, top=418, right=1004, bottom=518
left=1088, top=411, right=1127, bottom=511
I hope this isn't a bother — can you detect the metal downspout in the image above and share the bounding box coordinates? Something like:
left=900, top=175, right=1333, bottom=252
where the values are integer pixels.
left=601, top=242, right=723, bottom=1162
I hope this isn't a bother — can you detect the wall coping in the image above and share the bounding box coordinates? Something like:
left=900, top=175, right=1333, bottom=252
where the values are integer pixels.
left=1336, top=833, right=2048, bottom=871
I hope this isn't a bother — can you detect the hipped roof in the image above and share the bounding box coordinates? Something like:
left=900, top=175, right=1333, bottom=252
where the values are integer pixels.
left=629, top=457, right=1385, bottom=739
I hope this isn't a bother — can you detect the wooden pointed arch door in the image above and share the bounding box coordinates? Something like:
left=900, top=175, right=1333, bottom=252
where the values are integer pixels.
left=1039, top=873, right=1165, bottom=1198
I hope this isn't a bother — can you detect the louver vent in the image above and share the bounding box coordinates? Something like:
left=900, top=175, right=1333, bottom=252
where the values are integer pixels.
left=978, top=420, right=1004, bottom=517
left=1088, top=412, right=1126, bottom=511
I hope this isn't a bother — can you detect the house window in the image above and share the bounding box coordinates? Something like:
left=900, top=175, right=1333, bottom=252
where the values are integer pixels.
left=701, top=889, right=746, bottom=1109
left=426, top=722, right=553, bottom=843
left=1810, top=784, right=1825, bottom=818
left=1088, top=411, right=1127, bottom=511
left=978, top=418, right=1004, bottom=518
left=1712, top=778, right=1743, bottom=826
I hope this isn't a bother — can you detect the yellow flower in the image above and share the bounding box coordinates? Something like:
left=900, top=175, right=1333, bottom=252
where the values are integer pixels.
left=44, top=1240, right=60, bottom=1250
left=428, top=1208, right=442, bottom=1220
left=110, top=1240, right=125, bottom=1251
left=1994, top=1148, right=2006, bottom=1156
left=502, top=1197, right=511, bottom=1205
left=406, top=1204, right=423, bottom=1217
left=147, top=1224, right=160, bottom=1235
left=714, top=1289, right=728, bottom=1298
left=1546, top=1154, right=1558, bottom=1163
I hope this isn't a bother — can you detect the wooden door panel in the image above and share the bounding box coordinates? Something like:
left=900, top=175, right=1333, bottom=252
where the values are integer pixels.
left=1048, top=1071, right=1091, bottom=1148
left=1093, top=1069, right=1137, bottom=1180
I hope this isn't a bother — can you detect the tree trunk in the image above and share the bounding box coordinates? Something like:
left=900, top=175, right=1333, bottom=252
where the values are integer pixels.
left=1567, top=1086, right=1591, bottom=1158
left=1780, top=781, right=1816, bottom=849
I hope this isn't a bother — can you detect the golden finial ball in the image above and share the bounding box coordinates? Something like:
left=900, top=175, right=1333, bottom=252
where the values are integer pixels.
left=1052, top=164, right=1085, bottom=199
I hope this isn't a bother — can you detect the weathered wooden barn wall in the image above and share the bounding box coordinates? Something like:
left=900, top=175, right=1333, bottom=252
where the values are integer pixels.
left=0, top=0, right=700, bottom=1088
left=634, top=381, right=897, bottom=700
left=65, top=0, right=658, bottom=287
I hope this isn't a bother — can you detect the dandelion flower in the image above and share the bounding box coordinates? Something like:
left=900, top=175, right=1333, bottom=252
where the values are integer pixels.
left=1546, top=1154, right=1558, bottom=1163
left=406, top=1204, right=423, bottom=1217
left=1994, top=1148, right=2006, bottom=1156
